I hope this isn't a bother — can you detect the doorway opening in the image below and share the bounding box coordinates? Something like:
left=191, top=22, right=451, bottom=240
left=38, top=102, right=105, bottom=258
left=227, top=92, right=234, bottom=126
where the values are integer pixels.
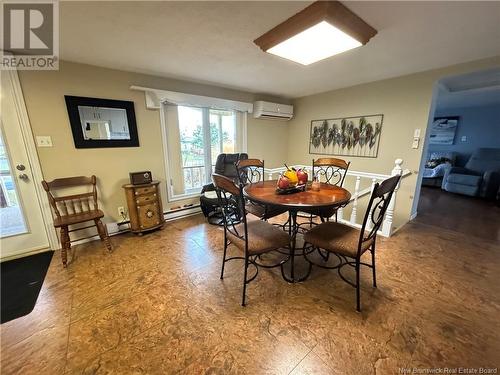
left=413, top=68, right=500, bottom=242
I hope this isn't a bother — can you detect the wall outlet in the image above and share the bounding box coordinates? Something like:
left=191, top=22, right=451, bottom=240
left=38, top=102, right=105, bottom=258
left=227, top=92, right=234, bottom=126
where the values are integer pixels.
left=118, top=206, right=125, bottom=217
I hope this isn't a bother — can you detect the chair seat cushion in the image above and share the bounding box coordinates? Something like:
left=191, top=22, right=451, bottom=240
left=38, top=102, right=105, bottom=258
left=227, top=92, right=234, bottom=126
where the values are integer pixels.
left=245, top=202, right=287, bottom=220
left=203, top=191, right=218, bottom=200
left=304, top=222, right=373, bottom=258
left=447, top=173, right=481, bottom=186
left=53, top=209, right=104, bottom=227
left=227, top=218, right=290, bottom=254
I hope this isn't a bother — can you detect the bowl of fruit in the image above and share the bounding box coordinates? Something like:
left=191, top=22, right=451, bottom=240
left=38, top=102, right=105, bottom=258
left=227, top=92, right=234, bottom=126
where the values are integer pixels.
left=276, top=165, right=308, bottom=194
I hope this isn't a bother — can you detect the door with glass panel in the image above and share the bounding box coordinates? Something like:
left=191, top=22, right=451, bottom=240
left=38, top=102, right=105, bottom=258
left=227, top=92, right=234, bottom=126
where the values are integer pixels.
left=0, top=70, right=49, bottom=260
left=166, top=105, right=237, bottom=198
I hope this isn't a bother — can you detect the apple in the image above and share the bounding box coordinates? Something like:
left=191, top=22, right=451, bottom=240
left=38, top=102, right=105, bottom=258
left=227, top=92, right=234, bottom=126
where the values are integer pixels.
left=277, top=175, right=290, bottom=189
left=297, top=168, right=308, bottom=185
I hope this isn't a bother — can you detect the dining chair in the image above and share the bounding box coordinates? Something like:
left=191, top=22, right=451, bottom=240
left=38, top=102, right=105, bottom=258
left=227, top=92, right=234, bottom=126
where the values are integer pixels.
left=42, top=175, right=112, bottom=267
left=212, top=173, right=290, bottom=306
left=236, top=158, right=288, bottom=221
left=303, top=174, right=401, bottom=311
left=305, top=157, right=351, bottom=222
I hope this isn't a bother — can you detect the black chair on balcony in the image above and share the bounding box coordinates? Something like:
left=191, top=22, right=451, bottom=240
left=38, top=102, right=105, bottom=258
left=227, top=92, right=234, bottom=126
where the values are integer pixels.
left=200, top=153, right=248, bottom=224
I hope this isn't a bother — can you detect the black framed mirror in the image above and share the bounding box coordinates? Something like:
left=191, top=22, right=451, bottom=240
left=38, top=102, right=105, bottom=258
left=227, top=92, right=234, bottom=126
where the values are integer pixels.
left=65, top=96, right=139, bottom=148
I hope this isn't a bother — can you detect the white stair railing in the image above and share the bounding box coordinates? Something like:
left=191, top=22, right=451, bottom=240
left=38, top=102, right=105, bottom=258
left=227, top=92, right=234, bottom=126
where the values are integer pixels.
left=262, top=159, right=410, bottom=237
left=350, top=176, right=361, bottom=224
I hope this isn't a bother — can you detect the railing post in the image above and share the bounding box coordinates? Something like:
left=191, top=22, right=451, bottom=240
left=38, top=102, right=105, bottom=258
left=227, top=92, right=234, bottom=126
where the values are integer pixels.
left=337, top=207, right=344, bottom=222
left=350, top=176, right=361, bottom=224
left=381, top=159, right=403, bottom=236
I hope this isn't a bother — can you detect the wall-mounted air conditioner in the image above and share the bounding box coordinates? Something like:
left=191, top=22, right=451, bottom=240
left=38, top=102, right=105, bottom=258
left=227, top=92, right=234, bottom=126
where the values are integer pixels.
left=253, top=101, right=293, bottom=121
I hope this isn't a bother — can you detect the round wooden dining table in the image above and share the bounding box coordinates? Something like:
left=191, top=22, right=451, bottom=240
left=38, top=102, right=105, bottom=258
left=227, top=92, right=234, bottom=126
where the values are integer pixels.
left=243, top=180, right=351, bottom=282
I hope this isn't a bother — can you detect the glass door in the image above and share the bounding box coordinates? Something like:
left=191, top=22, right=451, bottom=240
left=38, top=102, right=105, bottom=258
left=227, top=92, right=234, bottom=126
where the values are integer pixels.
left=166, top=105, right=237, bottom=198
left=0, top=70, right=49, bottom=260
left=0, top=130, right=28, bottom=237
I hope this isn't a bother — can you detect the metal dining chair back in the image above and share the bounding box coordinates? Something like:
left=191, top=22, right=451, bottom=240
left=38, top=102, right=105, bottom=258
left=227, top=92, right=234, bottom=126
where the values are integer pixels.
left=236, top=158, right=265, bottom=185
left=312, top=157, right=350, bottom=187
left=236, top=159, right=288, bottom=222
left=359, top=174, right=401, bottom=251
left=303, top=158, right=351, bottom=223
left=212, top=173, right=246, bottom=239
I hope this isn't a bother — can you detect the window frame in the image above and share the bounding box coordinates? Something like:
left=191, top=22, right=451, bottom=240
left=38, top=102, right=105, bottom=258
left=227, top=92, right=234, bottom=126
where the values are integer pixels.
left=161, top=104, right=244, bottom=202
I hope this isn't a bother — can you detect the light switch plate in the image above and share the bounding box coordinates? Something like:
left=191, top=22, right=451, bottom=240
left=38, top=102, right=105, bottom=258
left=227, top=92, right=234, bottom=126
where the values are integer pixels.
left=412, top=137, right=420, bottom=149
left=36, top=136, right=53, bottom=147
left=414, top=128, right=421, bottom=138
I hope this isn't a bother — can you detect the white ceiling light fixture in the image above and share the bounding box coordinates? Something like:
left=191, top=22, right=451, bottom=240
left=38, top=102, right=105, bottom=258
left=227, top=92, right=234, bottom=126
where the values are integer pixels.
left=254, top=1, right=377, bottom=66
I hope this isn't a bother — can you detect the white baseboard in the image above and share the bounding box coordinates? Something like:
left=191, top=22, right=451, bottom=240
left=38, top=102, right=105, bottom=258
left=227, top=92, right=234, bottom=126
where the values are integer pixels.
left=67, top=206, right=202, bottom=249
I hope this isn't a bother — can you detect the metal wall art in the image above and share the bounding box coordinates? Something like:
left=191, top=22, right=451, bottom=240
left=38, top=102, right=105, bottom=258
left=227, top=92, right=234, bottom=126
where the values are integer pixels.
left=309, top=114, right=383, bottom=158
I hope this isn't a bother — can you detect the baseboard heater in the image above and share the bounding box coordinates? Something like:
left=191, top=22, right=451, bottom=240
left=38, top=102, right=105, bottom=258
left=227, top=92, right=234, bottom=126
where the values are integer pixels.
left=71, top=205, right=202, bottom=247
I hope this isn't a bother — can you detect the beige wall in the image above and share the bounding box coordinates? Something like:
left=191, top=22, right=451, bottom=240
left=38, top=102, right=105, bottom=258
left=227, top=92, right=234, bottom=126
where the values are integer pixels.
left=287, top=56, right=500, bottom=230
left=18, top=61, right=289, bottom=222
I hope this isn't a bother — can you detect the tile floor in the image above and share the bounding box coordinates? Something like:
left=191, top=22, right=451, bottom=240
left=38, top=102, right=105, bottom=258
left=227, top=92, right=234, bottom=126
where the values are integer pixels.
left=1, top=211, right=499, bottom=374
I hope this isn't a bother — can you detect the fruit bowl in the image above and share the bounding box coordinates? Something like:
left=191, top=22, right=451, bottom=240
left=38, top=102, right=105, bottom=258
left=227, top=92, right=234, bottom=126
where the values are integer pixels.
left=276, top=165, right=309, bottom=194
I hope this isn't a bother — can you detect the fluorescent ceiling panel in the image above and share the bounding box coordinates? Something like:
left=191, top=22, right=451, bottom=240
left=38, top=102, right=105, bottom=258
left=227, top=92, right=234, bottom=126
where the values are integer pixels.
left=266, top=21, right=362, bottom=65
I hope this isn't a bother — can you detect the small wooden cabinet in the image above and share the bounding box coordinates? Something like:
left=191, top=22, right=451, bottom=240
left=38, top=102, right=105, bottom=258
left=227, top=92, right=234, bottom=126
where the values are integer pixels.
left=123, top=181, right=164, bottom=234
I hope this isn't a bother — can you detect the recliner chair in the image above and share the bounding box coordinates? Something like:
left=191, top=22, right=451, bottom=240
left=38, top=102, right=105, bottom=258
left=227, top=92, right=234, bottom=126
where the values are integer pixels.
left=200, top=153, right=248, bottom=223
left=443, top=148, right=500, bottom=199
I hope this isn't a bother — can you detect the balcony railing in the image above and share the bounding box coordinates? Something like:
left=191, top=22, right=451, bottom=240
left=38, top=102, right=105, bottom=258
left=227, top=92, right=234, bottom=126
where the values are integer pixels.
left=182, top=165, right=206, bottom=191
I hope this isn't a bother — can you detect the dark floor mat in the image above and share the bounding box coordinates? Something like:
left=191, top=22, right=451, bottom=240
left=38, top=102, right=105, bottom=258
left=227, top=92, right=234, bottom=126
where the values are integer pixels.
left=1, top=251, right=54, bottom=324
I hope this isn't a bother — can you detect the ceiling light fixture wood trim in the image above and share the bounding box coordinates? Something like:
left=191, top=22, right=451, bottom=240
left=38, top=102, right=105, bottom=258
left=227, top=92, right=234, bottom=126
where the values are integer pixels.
left=254, top=1, right=377, bottom=62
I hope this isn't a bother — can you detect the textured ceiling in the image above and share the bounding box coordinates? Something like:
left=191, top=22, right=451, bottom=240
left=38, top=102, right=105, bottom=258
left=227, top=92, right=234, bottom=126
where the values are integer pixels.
left=60, top=1, right=500, bottom=99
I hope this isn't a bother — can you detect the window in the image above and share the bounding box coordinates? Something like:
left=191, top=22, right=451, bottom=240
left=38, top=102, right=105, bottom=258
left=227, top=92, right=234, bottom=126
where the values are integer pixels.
left=164, top=105, right=243, bottom=199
